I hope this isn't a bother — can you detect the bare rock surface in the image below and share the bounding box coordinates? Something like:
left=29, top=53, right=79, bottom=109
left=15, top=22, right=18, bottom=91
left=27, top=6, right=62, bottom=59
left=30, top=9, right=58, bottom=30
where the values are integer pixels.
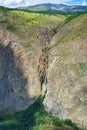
left=0, top=28, right=41, bottom=114
left=43, top=39, right=87, bottom=128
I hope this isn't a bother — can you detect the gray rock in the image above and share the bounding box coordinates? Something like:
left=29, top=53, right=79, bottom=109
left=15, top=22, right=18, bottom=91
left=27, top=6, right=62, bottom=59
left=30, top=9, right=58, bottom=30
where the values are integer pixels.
left=43, top=92, right=69, bottom=119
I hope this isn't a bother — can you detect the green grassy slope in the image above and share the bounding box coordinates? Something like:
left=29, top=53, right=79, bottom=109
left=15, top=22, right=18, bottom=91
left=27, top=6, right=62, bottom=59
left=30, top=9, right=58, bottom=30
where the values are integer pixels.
left=0, top=7, right=67, bottom=50
left=49, top=12, right=87, bottom=50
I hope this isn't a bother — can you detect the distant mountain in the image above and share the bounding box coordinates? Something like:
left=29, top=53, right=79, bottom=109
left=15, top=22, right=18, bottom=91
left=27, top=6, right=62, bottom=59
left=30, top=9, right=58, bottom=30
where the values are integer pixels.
left=18, top=3, right=87, bottom=13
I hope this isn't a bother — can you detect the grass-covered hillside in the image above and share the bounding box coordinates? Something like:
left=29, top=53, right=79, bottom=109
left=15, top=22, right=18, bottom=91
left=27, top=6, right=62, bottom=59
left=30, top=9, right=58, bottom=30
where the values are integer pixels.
left=49, top=11, right=87, bottom=50
left=0, top=7, right=67, bottom=50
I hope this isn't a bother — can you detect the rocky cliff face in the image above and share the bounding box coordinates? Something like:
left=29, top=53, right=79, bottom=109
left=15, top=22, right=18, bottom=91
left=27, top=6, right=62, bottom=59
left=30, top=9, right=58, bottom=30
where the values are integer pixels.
left=0, top=27, right=41, bottom=114
left=0, top=23, right=52, bottom=114
left=0, top=9, right=87, bottom=128
left=43, top=13, right=87, bottom=128
left=43, top=39, right=87, bottom=128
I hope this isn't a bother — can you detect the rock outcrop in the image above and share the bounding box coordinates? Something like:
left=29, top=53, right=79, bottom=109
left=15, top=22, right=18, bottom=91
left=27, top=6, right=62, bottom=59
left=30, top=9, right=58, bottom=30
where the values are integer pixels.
left=43, top=38, right=87, bottom=128
left=43, top=13, right=87, bottom=128
left=0, top=28, right=41, bottom=114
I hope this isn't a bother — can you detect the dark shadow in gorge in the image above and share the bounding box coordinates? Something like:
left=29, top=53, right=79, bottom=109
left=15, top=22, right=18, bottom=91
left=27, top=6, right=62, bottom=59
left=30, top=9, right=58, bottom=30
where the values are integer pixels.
left=0, top=43, right=36, bottom=115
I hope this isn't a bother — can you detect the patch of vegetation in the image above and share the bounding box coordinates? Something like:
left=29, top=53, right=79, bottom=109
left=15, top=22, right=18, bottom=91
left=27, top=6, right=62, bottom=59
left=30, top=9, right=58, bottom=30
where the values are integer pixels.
left=65, top=119, right=78, bottom=130
left=70, top=62, right=87, bottom=77
left=0, top=96, right=79, bottom=130
left=78, top=62, right=86, bottom=70
left=6, top=25, right=16, bottom=32
left=48, top=12, right=87, bottom=52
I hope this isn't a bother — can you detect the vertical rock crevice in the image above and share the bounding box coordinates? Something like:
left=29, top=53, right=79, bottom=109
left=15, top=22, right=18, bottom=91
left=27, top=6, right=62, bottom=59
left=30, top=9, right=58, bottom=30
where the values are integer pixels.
left=37, top=28, right=51, bottom=95
left=38, top=52, right=48, bottom=94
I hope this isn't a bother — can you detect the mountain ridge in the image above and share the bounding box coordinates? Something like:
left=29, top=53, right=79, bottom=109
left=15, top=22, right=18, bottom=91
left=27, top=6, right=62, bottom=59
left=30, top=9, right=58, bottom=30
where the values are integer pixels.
left=18, top=3, right=87, bottom=13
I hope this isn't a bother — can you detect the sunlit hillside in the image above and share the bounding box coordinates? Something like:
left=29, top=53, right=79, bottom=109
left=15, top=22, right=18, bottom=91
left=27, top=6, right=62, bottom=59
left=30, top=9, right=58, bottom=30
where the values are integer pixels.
left=0, top=6, right=87, bottom=130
